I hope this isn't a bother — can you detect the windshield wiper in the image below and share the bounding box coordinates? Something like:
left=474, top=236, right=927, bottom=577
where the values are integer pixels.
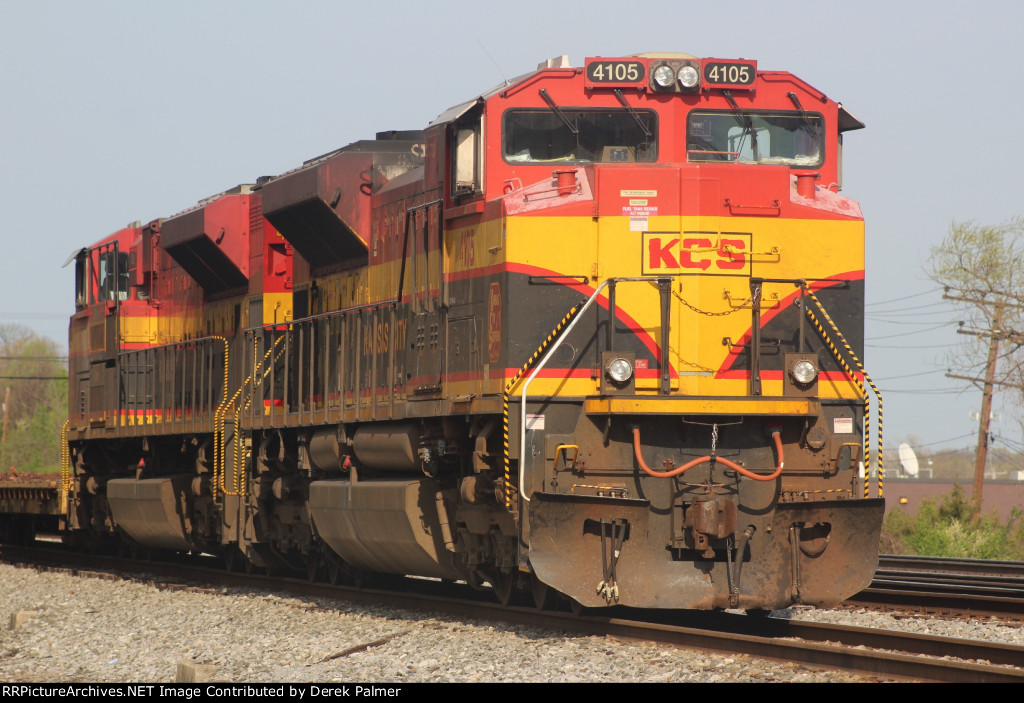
left=613, top=89, right=652, bottom=139
left=539, top=89, right=579, bottom=135
left=786, top=89, right=819, bottom=162
left=786, top=92, right=819, bottom=139
left=723, top=90, right=759, bottom=161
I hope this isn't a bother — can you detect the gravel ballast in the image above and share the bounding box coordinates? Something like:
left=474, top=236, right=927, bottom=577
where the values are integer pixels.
left=2, top=563, right=1020, bottom=683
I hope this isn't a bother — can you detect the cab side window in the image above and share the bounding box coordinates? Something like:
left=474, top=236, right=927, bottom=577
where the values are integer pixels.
left=98, top=250, right=130, bottom=302
left=452, top=108, right=483, bottom=199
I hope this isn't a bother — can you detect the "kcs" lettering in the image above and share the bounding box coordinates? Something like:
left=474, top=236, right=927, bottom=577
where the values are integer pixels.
left=646, top=236, right=747, bottom=271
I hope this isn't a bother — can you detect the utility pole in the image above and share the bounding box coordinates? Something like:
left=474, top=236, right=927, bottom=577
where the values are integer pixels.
left=972, top=304, right=1003, bottom=504
left=945, top=295, right=1024, bottom=509
left=931, top=219, right=1024, bottom=507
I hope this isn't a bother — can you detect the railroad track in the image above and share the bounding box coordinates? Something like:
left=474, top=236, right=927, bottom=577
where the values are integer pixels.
left=2, top=544, right=1022, bottom=683
left=852, top=554, right=1024, bottom=620
left=879, top=555, right=1024, bottom=577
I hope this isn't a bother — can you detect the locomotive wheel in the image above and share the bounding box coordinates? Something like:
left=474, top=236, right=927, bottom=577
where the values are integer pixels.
left=327, top=561, right=342, bottom=586
left=530, top=574, right=557, bottom=611
left=306, top=556, right=322, bottom=583
left=465, top=569, right=485, bottom=590
left=491, top=570, right=516, bottom=606
left=349, top=567, right=370, bottom=589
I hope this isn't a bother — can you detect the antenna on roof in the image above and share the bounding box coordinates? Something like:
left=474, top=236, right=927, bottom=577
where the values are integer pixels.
left=476, top=38, right=510, bottom=87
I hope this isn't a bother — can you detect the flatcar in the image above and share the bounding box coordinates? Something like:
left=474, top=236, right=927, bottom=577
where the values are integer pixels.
left=50, top=52, right=883, bottom=610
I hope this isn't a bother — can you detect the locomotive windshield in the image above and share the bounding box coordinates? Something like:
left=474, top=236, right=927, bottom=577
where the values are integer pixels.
left=503, top=109, right=657, bottom=164
left=686, top=110, right=823, bottom=166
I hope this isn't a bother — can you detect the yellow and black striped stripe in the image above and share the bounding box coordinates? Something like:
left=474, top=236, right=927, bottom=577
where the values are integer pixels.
left=501, top=305, right=580, bottom=509
left=60, top=419, right=71, bottom=494
left=804, top=290, right=883, bottom=498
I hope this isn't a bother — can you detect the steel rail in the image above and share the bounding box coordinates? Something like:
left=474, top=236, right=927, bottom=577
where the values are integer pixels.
left=875, top=571, right=1024, bottom=593
left=849, top=586, right=1024, bottom=621
left=879, top=554, right=1024, bottom=578
left=855, top=554, right=1024, bottom=620
left=3, top=544, right=1023, bottom=683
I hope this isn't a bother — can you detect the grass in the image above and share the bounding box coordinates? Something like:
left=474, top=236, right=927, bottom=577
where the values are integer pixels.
left=882, top=483, right=1024, bottom=560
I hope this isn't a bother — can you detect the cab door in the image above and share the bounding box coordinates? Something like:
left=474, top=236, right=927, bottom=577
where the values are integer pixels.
left=72, top=243, right=128, bottom=424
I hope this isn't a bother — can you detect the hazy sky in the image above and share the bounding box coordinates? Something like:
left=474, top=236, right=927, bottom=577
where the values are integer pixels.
left=3, top=1, right=1023, bottom=455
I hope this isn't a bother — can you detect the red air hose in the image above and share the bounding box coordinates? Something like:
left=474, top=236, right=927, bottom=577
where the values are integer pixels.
left=632, top=427, right=784, bottom=481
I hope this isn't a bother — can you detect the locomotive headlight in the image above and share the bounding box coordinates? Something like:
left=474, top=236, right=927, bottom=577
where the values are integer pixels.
left=652, top=64, right=676, bottom=88
left=790, top=359, right=817, bottom=385
left=677, top=65, right=700, bottom=89
left=606, top=357, right=634, bottom=384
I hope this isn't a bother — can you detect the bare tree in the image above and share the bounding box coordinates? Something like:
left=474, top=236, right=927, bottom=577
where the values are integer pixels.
left=927, top=217, right=1024, bottom=505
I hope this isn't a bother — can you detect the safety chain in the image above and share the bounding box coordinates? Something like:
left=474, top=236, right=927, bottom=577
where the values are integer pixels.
left=673, top=290, right=746, bottom=316
left=803, top=289, right=883, bottom=498
left=677, top=357, right=718, bottom=374
left=502, top=305, right=580, bottom=510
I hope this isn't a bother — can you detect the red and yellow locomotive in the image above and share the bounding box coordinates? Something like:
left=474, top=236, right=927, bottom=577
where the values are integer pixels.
left=63, top=52, right=882, bottom=610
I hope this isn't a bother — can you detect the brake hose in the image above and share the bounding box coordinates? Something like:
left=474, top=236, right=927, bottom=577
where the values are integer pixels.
left=632, top=427, right=784, bottom=481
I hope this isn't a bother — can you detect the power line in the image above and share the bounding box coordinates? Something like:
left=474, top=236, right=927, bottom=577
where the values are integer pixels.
left=904, top=432, right=976, bottom=449
left=876, top=387, right=967, bottom=394
left=865, top=287, right=943, bottom=307
left=866, top=341, right=961, bottom=349
left=867, top=323, right=957, bottom=340
left=993, top=434, right=1024, bottom=452
left=866, top=317, right=959, bottom=326
left=872, top=369, right=945, bottom=381
left=867, top=302, right=952, bottom=316
left=946, top=372, right=1024, bottom=391
left=0, top=315, right=67, bottom=321
left=870, top=308, right=951, bottom=320
left=919, top=445, right=978, bottom=458
left=0, top=376, right=67, bottom=380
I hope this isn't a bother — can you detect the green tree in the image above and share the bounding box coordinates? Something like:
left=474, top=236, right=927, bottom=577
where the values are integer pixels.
left=882, top=485, right=1024, bottom=560
left=0, top=324, right=67, bottom=474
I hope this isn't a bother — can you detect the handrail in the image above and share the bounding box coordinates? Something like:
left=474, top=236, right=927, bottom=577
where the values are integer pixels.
left=802, top=287, right=883, bottom=498
left=515, top=277, right=664, bottom=504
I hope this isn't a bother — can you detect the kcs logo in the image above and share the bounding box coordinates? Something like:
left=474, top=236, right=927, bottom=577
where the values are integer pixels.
left=642, top=232, right=750, bottom=275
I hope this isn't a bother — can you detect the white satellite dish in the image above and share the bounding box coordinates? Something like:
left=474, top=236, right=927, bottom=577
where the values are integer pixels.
left=898, top=443, right=919, bottom=477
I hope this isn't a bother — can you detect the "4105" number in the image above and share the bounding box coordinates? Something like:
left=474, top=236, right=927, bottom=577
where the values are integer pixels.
left=703, top=62, right=755, bottom=86
left=587, top=61, right=644, bottom=83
